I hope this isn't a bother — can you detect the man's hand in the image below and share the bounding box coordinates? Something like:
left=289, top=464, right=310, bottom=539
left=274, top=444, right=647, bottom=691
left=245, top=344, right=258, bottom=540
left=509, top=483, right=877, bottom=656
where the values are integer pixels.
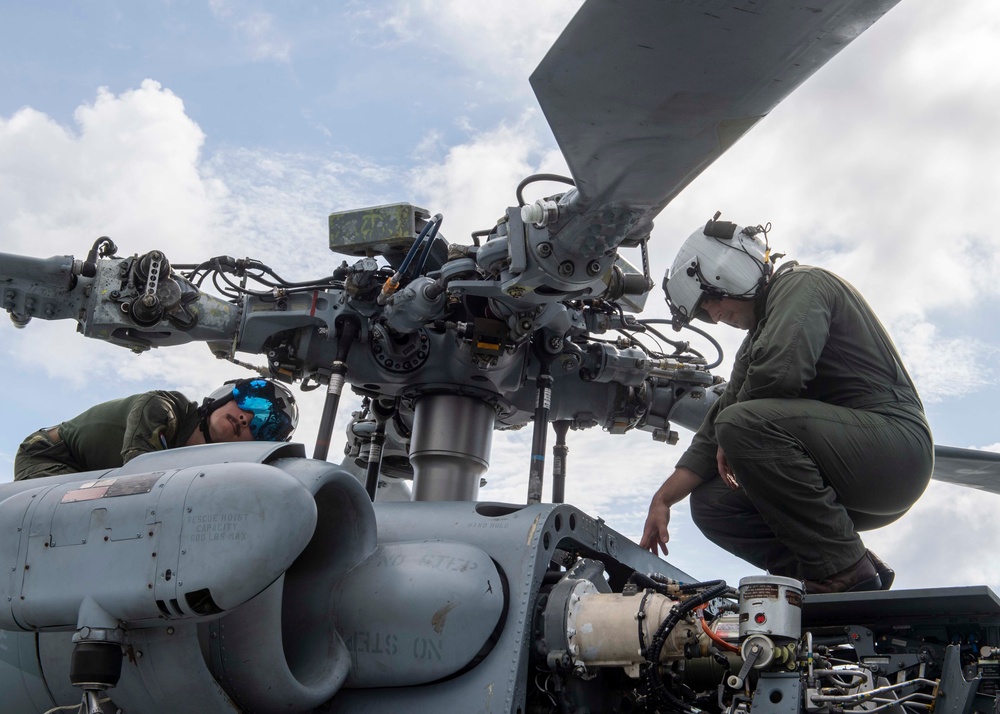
left=639, top=468, right=703, bottom=557
left=639, top=489, right=673, bottom=556
left=717, top=446, right=740, bottom=490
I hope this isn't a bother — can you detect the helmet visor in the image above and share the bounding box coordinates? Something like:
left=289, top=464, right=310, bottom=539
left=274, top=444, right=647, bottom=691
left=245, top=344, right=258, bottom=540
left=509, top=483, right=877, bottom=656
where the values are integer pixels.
left=232, top=379, right=295, bottom=442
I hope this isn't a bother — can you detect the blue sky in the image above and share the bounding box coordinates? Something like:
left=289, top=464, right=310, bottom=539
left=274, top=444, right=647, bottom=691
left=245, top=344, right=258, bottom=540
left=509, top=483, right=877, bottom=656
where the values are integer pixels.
left=1, top=0, right=999, bottom=591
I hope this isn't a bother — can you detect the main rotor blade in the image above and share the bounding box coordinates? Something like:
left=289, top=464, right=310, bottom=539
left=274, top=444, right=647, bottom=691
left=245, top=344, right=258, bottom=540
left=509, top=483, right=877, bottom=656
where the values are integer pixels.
left=530, top=0, right=900, bottom=214
left=933, top=445, right=1000, bottom=496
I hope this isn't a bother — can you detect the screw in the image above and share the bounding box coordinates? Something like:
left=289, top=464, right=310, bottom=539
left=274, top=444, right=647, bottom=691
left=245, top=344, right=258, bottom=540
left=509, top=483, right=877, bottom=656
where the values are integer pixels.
left=558, top=261, right=574, bottom=277
left=537, top=242, right=553, bottom=258
left=587, top=260, right=602, bottom=276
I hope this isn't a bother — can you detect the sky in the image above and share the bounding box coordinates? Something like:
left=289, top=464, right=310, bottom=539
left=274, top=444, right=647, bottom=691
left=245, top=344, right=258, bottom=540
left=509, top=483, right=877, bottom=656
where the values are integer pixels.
left=1, top=0, right=999, bottom=593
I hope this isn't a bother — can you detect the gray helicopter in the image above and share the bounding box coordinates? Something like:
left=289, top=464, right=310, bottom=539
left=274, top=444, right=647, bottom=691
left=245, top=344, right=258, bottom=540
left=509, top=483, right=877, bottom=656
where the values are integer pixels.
left=2, top=1, right=1000, bottom=713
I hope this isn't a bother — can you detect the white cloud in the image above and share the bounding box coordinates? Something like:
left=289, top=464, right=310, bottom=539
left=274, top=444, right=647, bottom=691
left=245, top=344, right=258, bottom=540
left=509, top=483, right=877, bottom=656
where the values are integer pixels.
left=0, top=81, right=398, bottom=468
left=371, top=0, right=582, bottom=97
left=887, top=315, right=994, bottom=403
left=409, top=111, right=545, bottom=241
left=209, top=0, right=291, bottom=62
left=0, top=80, right=219, bottom=258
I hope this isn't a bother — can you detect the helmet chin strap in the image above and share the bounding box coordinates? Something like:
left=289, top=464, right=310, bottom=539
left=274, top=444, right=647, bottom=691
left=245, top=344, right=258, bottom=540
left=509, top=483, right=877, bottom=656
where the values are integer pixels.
left=198, top=392, right=235, bottom=445
left=199, top=416, right=214, bottom=444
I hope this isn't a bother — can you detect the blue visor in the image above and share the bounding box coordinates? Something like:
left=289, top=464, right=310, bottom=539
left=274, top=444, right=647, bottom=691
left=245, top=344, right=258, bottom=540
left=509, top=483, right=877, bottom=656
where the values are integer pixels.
left=231, top=379, right=294, bottom=442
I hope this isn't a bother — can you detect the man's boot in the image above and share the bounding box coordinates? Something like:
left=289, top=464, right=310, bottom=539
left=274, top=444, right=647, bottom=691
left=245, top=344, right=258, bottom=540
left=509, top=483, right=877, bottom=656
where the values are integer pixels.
left=804, top=552, right=882, bottom=594
left=867, top=550, right=895, bottom=590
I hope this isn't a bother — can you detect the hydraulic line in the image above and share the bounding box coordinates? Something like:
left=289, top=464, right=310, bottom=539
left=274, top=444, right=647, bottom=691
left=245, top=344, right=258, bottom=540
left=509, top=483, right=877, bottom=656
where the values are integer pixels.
left=642, top=318, right=724, bottom=369
left=363, top=400, right=394, bottom=501
left=551, top=420, right=571, bottom=503
left=312, top=319, right=359, bottom=460
left=363, top=421, right=386, bottom=502
left=515, top=173, right=575, bottom=207
left=644, top=579, right=730, bottom=713
left=526, top=367, right=553, bottom=505
left=412, top=217, right=444, bottom=277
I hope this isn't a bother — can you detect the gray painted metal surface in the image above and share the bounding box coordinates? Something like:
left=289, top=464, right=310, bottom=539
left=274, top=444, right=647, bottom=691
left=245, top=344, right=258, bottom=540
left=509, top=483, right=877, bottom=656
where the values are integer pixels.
left=934, top=445, right=1000, bottom=496
left=327, top=500, right=689, bottom=713
left=1, top=0, right=999, bottom=712
left=0, top=460, right=316, bottom=631
left=334, top=540, right=505, bottom=687
left=530, top=0, right=901, bottom=246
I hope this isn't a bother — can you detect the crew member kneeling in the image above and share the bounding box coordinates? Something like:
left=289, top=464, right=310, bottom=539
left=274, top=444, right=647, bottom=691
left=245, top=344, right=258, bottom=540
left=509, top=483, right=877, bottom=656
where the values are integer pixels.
left=639, top=216, right=932, bottom=593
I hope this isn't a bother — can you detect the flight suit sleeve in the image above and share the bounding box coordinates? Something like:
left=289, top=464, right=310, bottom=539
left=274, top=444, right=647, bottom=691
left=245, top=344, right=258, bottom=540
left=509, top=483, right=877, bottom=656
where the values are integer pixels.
left=121, top=391, right=184, bottom=463
left=735, top=271, right=833, bottom=403
left=675, top=333, right=752, bottom=481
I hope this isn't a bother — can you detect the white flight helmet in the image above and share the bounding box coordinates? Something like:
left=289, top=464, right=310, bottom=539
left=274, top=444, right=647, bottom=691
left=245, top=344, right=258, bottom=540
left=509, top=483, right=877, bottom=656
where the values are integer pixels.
left=663, top=217, right=773, bottom=324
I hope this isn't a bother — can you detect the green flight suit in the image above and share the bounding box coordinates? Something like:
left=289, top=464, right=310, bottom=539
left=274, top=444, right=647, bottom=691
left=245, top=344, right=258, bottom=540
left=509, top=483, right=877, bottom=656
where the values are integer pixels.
left=14, top=391, right=202, bottom=480
left=677, top=264, right=933, bottom=580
